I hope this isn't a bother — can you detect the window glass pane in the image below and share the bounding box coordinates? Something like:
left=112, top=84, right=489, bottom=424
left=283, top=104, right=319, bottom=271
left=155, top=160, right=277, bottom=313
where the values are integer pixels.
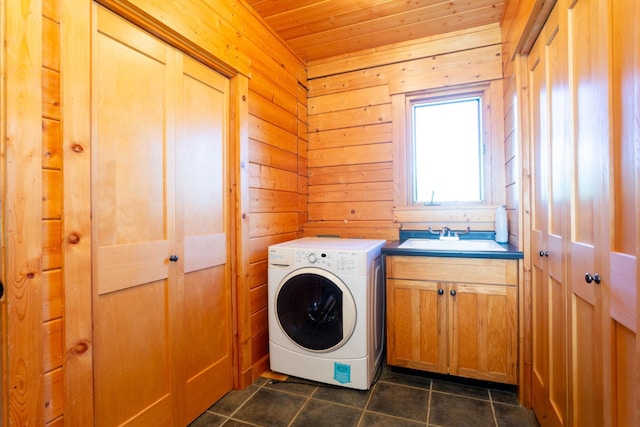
left=412, top=97, right=483, bottom=203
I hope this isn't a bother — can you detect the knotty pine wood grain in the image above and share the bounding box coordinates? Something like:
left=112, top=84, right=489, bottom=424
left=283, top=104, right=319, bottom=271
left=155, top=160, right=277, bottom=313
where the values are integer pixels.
left=42, top=17, right=60, bottom=71
left=42, top=169, right=62, bottom=219
left=6, top=0, right=45, bottom=424
left=393, top=206, right=498, bottom=226
left=305, top=23, right=504, bottom=240
left=249, top=259, right=268, bottom=289
left=43, top=0, right=59, bottom=21
left=248, top=233, right=298, bottom=264
left=307, top=24, right=501, bottom=79
left=249, top=91, right=298, bottom=134
left=308, top=142, right=393, bottom=168
left=42, top=269, right=63, bottom=321
left=308, top=123, right=393, bottom=149
left=249, top=212, right=299, bottom=238
left=43, top=319, right=63, bottom=372
left=308, top=181, right=394, bottom=203
left=42, top=67, right=60, bottom=120
left=249, top=115, right=298, bottom=152
left=60, top=0, right=94, bottom=422
left=289, top=3, right=502, bottom=61
left=303, top=221, right=400, bottom=241
left=250, top=67, right=298, bottom=113
left=309, top=104, right=393, bottom=133
left=249, top=140, right=298, bottom=172
left=43, top=368, right=63, bottom=422
left=250, top=188, right=299, bottom=213
left=308, top=162, right=393, bottom=186
left=308, top=201, right=393, bottom=222
left=308, top=85, right=390, bottom=115
left=250, top=307, right=268, bottom=338
left=386, top=45, right=502, bottom=95
left=42, top=119, right=62, bottom=169
left=249, top=163, right=298, bottom=192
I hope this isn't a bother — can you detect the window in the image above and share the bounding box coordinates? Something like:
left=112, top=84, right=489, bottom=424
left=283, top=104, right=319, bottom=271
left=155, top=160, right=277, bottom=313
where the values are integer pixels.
left=399, top=84, right=498, bottom=207
left=412, top=97, right=483, bottom=203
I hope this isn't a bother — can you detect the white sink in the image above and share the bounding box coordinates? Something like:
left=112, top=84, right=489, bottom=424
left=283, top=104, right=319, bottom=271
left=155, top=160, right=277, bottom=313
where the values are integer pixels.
left=398, top=238, right=507, bottom=252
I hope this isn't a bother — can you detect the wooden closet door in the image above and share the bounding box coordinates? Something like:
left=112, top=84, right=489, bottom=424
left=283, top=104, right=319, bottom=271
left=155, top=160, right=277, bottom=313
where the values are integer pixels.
left=609, top=0, right=638, bottom=424
left=92, top=6, right=177, bottom=426
left=175, top=56, right=232, bottom=425
left=529, top=33, right=551, bottom=427
left=528, top=5, right=568, bottom=425
left=567, top=0, right=609, bottom=425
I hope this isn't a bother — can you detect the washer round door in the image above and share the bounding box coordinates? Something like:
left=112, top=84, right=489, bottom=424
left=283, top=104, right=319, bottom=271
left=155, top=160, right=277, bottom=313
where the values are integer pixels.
left=275, top=267, right=356, bottom=352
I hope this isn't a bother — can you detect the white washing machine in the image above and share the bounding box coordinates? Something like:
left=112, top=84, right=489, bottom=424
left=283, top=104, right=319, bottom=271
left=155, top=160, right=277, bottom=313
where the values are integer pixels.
left=268, top=237, right=386, bottom=390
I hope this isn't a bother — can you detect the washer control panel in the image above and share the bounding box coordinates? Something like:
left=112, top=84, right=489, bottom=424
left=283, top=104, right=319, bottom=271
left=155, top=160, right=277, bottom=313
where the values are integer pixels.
left=294, top=249, right=360, bottom=273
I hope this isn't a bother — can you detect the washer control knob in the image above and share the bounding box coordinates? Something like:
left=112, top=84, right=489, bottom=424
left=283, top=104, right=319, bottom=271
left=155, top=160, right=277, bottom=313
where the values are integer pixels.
left=308, top=253, right=317, bottom=263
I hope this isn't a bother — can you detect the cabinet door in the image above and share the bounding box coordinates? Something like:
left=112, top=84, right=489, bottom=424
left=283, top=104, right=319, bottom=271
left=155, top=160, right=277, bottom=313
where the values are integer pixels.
left=92, top=7, right=177, bottom=426
left=449, top=283, right=517, bottom=384
left=528, top=5, right=569, bottom=426
left=386, top=278, right=447, bottom=373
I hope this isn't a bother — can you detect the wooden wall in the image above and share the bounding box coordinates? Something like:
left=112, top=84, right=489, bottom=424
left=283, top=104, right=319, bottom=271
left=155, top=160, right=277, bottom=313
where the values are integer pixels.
left=3, top=0, right=307, bottom=424
left=42, top=3, right=65, bottom=425
left=246, top=59, right=308, bottom=382
left=304, top=24, right=505, bottom=241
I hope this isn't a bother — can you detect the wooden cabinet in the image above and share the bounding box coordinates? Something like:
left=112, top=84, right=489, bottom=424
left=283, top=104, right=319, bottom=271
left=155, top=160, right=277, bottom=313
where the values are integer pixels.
left=386, top=256, right=518, bottom=384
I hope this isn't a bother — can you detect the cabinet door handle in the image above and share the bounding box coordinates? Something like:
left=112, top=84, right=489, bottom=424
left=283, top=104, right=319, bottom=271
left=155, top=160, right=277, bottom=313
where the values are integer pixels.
left=539, top=250, right=549, bottom=257
left=438, top=289, right=444, bottom=295
left=169, top=255, right=179, bottom=262
left=450, top=289, right=457, bottom=296
left=585, top=272, right=601, bottom=284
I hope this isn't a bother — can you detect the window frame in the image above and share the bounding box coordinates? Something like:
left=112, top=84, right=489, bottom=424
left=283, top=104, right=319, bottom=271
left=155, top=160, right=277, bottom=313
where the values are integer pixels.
left=393, top=82, right=504, bottom=209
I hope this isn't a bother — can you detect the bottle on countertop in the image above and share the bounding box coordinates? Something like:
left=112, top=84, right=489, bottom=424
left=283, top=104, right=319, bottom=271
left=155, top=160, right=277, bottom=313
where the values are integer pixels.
left=495, top=205, right=508, bottom=243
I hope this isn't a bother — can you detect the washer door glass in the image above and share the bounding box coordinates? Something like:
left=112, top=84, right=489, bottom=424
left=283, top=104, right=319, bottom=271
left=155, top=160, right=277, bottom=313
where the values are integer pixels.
left=276, top=269, right=356, bottom=352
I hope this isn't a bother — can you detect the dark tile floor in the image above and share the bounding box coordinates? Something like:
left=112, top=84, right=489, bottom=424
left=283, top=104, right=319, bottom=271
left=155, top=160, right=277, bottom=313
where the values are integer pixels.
left=189, top=365, right=539, bottom=427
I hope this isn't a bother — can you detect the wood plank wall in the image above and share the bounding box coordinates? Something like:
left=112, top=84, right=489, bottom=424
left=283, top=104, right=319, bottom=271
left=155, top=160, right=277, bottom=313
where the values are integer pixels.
left=4, top=0, right=307, bottom=423
left=304, top=24, right=504, bottom=241
left=5, top=0, right=45, bottom=425
left=42, top=3, right=65, bottom=425
left=246, top=62, right=308, bottom=382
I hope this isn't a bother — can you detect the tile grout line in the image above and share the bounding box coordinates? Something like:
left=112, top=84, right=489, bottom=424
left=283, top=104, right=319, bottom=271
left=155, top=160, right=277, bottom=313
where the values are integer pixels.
left=488, top=389, right=499, bottom=427
left=356, top=381, right=378, bottom=427
left=211, top=378, right=267, bottom=426
left=426, top=379, right=433, bottom=426
left=286, top=384, right=319, bottom=427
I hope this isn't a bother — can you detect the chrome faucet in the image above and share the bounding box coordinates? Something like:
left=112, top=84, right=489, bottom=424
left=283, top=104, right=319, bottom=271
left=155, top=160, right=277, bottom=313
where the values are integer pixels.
left=441, top=226, right=451, bottom=237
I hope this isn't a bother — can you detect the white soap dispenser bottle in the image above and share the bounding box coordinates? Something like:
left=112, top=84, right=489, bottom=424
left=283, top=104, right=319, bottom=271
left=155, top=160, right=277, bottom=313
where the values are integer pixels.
left=495, top=205, right=508, bottom=243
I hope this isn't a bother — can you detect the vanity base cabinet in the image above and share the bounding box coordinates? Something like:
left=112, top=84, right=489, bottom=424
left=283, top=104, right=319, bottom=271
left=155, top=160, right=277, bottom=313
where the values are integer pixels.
left=386, top=256, right=518, bottom=385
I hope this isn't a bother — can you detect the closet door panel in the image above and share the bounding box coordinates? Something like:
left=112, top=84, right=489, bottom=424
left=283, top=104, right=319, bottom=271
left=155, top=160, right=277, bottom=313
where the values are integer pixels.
left=92, top=6, right=176, bottom=426
left=568, top=0, right=608, bottom=425
left=177, top=56, right=232, bottom=424
left=528, top=6, right=568, bottom=424
left=529, top=37, right=550, bottom=423
left=609, top=0, right=638, bottom=425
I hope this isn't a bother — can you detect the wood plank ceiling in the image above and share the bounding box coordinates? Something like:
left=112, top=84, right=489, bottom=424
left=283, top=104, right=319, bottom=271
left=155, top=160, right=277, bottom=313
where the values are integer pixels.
left=247, top=0, right=506, bottom=63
